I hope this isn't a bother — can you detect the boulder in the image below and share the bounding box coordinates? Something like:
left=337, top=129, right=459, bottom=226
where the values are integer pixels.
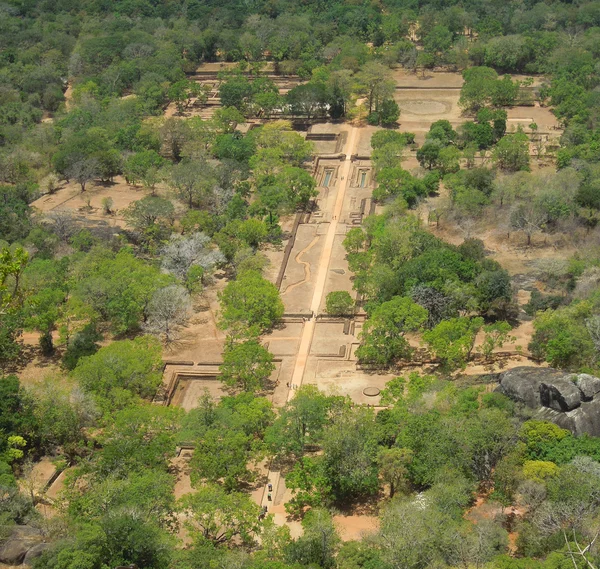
left=539, top=379, right=581, bottom=411
left=0, top=538, right=31, bottom=564
left=23, top=542, right=50, bottom=565
left=497, top=367, right=565, bottom=407
left=497, top=367, right=600, bottom=437
left=0, top=526, right=44, bottom=565
left=574, top=374, right=600, bottom=401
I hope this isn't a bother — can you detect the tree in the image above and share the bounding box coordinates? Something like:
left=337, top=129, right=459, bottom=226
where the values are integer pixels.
left=356, top=297, right=428, bottom=366
left=186, top=394, right=273, bottom=490
left=492, top=75, right=520, bottom=107
left=160, top=232, right=224, bottom=281
left=123, top=196, right=175, bottom=234
left=325, top=291, right=354, bottom=316
left=423, top=25, right=453, bottom=57
left=342, top=228, right=366, bottom=254
left=219, top=271, right=284, bottom=335
left=65, top=157, right=99, bottom=192
left=168, top=159, right=215, bottom=209
left=437, top=146, right=461, bottom=175
left=493, top=130, right=530, bottom=172
left=378, top=447, right=413, bottom=498
left=459, top=66, right=499, bottom=113
left=23, top=286, right=65, bottom=354
left=72, top=248, right=173, bottom=334
left=286, top=82, right=328, bottom=119
left=417, top=52, right=436, bottom=78
left=179, top=484, right=262, bottom=547
left=24, top=376, right=97, bottom=456
left=168, top=79, right=203, bottom=114
left=0, top=247, right=28, bottom=364
left=423, top=317, right=484, bottom=371
left=123, top=150, right=165, bottom=186
left=62, top=322, right=101, bottom=370
left=417, top=140, right=443, bottom=170
left=220, top=339, right=275, bottom=392
left=286, top=509, right=340, bottom=569
left=219, top=75, right=253, bottom=112
left=144, top=285, right=192, bottom=344
left=357, top=62, right=396, bottom=114
left=321, top=406, right=379, bottom=502
left=379, top=98, right=401, bottom=126
left=276, top=166, right=318, bottom=210
left=73, top=335, right=163, bottom=404
left=96, top=405, right=182, bottom=477
left=510, top=202, right=547, bottom=246
left=410, top=285, right=455, bottom=328
left=265, top=385, right=341, bottom=459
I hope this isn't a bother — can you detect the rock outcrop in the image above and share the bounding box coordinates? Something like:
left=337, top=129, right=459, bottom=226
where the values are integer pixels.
left=496, top=366, right=600, bottom=437
left=0, top=526, right=46, bottom=566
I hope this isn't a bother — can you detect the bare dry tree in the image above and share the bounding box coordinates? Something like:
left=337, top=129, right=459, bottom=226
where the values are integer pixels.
left=144, top=285, right=192, bottom=345
left=564, top=529, right=599, bottom=569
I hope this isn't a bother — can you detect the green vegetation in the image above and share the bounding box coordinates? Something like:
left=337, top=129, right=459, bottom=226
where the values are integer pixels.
left=3, top=0, right=600, bottom=568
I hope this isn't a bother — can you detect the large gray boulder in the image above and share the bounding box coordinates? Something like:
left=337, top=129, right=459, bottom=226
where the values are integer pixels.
left=23, top=542, right=50, bottom=565
left=539, top=379, right=581, bottom=411
left=497, top=367, right=565, bottom=407
left=0, top=526, right=44, bottom=565
left=496, top=367, right=600, bottom=437
left=573, top=374, right=600, bottom=401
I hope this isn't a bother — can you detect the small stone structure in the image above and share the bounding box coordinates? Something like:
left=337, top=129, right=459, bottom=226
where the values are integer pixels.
left=496, top=366, right=600, bottom=436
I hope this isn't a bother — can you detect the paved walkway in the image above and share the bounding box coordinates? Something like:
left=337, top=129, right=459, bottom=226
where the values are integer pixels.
left=260, top=126, right=360, bottom=511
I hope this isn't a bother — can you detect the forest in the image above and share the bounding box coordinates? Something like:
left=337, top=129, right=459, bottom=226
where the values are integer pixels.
left=2, top=0, right=600, bottom=568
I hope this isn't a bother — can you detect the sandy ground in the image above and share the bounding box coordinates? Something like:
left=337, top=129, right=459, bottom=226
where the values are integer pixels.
left=30, top=176, right=175, bottom=231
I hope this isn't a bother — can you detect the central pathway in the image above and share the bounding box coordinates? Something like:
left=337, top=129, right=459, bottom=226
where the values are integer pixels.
left=260, top=126, right=360, bottom=515
left=287, top=125, right=360, bottom=401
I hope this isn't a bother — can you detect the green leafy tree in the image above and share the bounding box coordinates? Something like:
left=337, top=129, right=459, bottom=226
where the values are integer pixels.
left=379, top=99, right=401, bottom=126
left=72, top=248, right=174, bottom=334
left=321, top=406, right=379, bottom=502
left=265, top=385, right=342, bottom=458
left=220, top=339, right=275, bottom=392
left=96, top=405, right=182, bottom=477
left=493, top=130, right=530, bottom=172
left=423, top=317, right=484, bottom=371
left=123, top=195, right=175, bottom=234
left=286, top=509, right=340, bottom=569
left=356, top=297, right=428, bottom=366
left=356, top=62, right=395, bottom=114
left=73, top=336, right=163, bottom=406
left=219, top=75, right=253, bottom=112
left=479, top=321, right=516, bottom=361
left=459, top=66, right=499, bottom=113
left=342, top=228, right=366, bottom=254
left=123, top=150, right=165, bottom=186
left=219, top=271, right=284, bottom=335
left=179, top=484, right=262, bottom=546
left=168, top=159, right=215, bottom=209
left=183, top=393, right=273, bottom=490
left=325, top=291, right=354, bottom=316
left=378, top=447, right=413, bottom=498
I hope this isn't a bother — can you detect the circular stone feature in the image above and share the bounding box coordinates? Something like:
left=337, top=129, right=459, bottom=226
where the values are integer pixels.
left=363, top=387, right=380, bottom=397
left=397, top=100, right=451, bottom=115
